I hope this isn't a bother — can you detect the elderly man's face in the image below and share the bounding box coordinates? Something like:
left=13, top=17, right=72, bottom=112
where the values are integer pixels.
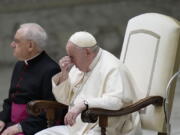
left=10, top=29, right=30, bottom=60
left=66, top=41, right=89, bottom=72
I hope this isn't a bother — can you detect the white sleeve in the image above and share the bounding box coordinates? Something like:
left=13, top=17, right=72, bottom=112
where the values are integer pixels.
left=52, top=73, right=72, bottom=105
left=87, top=68, right=133, bottom=110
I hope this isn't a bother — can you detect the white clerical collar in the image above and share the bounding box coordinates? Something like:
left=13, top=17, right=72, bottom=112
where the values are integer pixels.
left=24, top=52, right=42, bottom=65
left=89, top=48, right=102, bottom=71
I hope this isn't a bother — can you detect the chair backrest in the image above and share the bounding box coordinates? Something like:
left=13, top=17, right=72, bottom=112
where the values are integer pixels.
left=120, top=13, right=180, bottom=133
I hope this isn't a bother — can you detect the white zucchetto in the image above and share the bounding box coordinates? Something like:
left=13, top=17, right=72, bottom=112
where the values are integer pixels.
left=69, top=31, right=97, bottom=48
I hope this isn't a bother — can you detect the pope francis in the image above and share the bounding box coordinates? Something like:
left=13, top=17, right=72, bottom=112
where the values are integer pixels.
left=35, top=31, right=141, bottom=135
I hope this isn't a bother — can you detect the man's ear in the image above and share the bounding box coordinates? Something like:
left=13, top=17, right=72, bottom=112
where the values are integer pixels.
left=28, top=40, right=34, bottom=52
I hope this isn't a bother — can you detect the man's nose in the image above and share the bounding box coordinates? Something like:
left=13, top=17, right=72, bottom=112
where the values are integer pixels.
left=10, top=41, right=15, bottom=47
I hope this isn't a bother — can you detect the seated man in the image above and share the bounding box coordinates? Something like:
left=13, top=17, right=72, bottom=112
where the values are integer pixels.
left=0, top=23, right=61, bottom=135
left=36, top=31, right=141, bottom=135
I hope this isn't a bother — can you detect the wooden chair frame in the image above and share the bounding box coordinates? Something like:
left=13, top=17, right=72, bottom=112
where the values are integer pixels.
left=27, top=96, right=164, bottom=135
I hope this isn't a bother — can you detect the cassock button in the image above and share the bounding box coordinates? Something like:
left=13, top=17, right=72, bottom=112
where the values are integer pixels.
left=16, top=84, right=20, bottom=88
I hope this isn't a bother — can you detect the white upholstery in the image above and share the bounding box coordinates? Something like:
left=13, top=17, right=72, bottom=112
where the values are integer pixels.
left=120, top=13, right=180, bottom=133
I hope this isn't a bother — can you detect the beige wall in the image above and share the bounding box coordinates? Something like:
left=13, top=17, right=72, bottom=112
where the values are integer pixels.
left=0, top=0, right=179, bottom=65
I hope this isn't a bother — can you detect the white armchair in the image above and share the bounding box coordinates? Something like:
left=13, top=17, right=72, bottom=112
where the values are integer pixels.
left=120, top=13, right=180, bottom=134
left=81, top=13, right=180, bottom=135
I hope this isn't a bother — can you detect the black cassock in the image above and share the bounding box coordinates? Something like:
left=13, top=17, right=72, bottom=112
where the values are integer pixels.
left=0, top=51, right=61, bottom=135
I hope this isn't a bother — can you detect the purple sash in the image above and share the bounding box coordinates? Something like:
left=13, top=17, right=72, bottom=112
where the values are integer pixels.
left=11, top=102, right=28, bottom=123
left=10, top=102, right=28, bottom=135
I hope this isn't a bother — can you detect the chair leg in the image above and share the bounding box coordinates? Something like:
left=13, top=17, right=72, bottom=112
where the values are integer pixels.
left=158, top=132, right=167, bottom=135
left=99, top=116, right=108, bottom=135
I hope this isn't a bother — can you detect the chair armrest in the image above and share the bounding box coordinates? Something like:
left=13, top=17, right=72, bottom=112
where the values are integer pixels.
left=27, top=100, right=68, bottom=127
left=27, top=100, right=67, bottom=116
left=81, top=96, right=163, bottom=123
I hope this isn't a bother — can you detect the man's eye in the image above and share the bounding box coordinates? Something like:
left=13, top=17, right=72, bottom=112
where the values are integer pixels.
left=14, top=39, right=19, bottom=43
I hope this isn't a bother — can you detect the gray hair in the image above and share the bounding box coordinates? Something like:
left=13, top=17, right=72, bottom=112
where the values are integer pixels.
left=19, top=23, right=47, bottom=48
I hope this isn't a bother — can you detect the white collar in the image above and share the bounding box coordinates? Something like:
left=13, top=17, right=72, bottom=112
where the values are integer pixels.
left=88, top=48, right=102, bottom=71
left=24, top=52, right=41, bottom=65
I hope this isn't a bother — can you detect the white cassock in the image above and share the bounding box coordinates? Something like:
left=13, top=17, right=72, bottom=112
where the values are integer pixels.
left=36, top=48, right=142, bottom=135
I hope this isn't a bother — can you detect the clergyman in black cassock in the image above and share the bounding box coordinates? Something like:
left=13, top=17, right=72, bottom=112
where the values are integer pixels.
left=0, top=23, right=65, bottom=135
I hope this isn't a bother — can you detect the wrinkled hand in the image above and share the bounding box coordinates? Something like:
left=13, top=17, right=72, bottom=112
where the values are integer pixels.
left=59, top=56, right=74, bottom=73
left=57, top=56, right=74, bottom=83
left=1, top=124, right=19, bottom=135
left=64, top=101, right=86, bottom=126
left=0, top=120, right=5, bottom=132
